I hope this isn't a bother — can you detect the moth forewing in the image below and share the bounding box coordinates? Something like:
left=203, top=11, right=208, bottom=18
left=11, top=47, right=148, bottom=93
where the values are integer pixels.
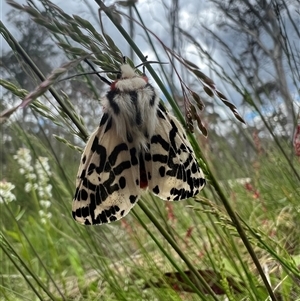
left=73, top=113, right=142, bottom=225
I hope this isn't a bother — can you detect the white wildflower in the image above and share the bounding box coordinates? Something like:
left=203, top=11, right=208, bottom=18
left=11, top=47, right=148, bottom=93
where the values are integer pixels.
left=40, top=200, right=51, bottom=208
left=0, top=180, right=16, bottom=204
left=14, top=148, right=35, bottom=183
left=38, top=157, right=51, bottom=175
left=35, top=157, right=52, bottom=202
left=27, top=173, right=37, bottom=181
left=15, top=148, right=32, bottom=162
left=46, top=212, right=52, bottom=219
left=14, top=148, right=34, bottom=174
left=45, top=185, right=52, bottom=197
left=35, top=157, right=51, bottom=181
left=39, top=209, right=52, bottom=224
left=37, top=188, right=45, bottom=199
left=24, top=182, right=32, bottom=193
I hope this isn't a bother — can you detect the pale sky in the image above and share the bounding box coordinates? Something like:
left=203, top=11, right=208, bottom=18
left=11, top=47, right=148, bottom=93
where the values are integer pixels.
left=1, top=0, right=299, bottom=127
left=1, top=0, right=210, bottom=65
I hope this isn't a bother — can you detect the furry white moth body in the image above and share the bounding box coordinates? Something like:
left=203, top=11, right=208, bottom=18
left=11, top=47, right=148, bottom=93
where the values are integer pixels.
left=72, top=63, right=206, bottom=225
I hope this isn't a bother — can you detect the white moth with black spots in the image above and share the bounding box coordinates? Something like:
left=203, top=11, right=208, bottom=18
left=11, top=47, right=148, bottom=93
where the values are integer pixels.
left=72, top=63, right=206, bottom=225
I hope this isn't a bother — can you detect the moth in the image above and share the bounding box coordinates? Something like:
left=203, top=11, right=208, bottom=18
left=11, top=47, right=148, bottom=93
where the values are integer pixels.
left=72, top=62, right=206, bottom=225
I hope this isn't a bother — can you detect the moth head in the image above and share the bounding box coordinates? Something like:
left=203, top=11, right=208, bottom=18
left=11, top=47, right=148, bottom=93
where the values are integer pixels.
left=119, top=64, right=138, bottom=79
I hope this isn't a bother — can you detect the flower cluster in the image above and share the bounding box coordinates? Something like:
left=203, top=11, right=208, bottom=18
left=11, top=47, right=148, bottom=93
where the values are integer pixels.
left=14, top=148, right=53, bottom=224
left=0, top=180, right=16, bottom=204
left=35, top=157, right=52, bottom=210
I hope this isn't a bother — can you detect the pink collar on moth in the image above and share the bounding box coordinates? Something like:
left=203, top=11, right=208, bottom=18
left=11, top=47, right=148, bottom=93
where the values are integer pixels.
left=110, top=64, right=149, bottom=91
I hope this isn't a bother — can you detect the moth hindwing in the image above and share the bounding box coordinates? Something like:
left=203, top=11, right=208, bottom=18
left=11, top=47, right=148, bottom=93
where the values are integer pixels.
left=72, top=63, right=206, bottom=225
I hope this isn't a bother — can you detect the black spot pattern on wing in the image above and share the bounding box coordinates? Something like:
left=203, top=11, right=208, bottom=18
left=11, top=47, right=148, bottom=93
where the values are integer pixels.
left=158, top=103, right=167, bottom=113
left=127, top=132, right=133, bottom=143
left=105, top=117, right=112, bottom=133
left=100, top=113, right=109, bottom=126
left=106, top=90, right=120, bottom=115
left=146, top=107, right=206, bottom=201
left=129, top=195, right=138, bottom=204
left=129, top=91, right=142, bottom=125
left=146, top=84, right=156, bottom=106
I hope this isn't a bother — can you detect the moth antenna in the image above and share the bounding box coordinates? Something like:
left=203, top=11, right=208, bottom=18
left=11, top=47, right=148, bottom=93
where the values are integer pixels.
left=84, top=59, right=113, bottom=85
left=135, top=60, right=168, bottom=70
left=57, top=71, right=114, bottom=83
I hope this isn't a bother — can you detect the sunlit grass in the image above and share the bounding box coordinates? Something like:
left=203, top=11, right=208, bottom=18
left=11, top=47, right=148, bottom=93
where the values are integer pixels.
left=2, top=126, right=300, bottom=300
